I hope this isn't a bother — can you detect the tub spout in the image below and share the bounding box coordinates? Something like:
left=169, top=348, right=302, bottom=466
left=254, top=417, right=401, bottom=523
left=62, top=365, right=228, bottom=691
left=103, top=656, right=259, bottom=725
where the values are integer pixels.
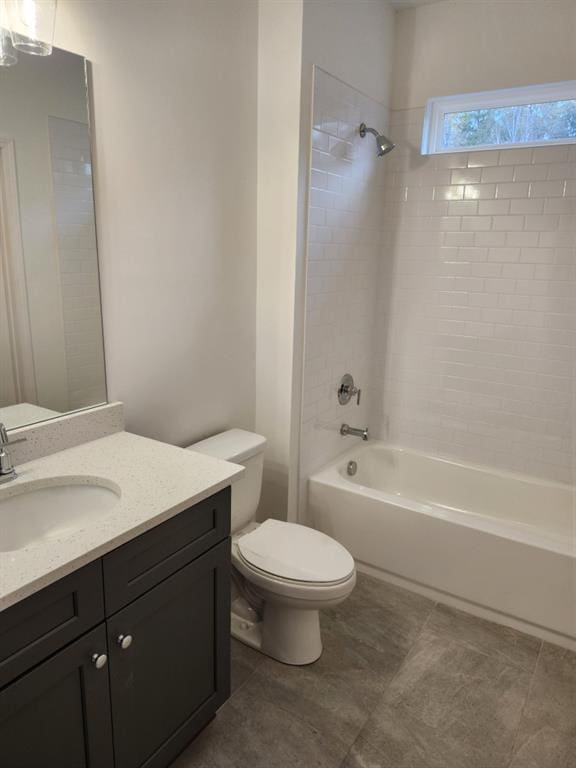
left=340, top=424, right=369, bottom=441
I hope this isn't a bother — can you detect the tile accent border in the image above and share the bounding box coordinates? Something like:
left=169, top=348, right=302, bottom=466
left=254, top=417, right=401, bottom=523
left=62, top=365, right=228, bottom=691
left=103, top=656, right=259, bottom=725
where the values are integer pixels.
left=6, top=402, right=124, bottom=464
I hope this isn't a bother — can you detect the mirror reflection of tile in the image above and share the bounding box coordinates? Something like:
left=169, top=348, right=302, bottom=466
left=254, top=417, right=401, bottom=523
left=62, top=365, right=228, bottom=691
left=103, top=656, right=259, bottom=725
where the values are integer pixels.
left=0, top=47, right=106, bottom=431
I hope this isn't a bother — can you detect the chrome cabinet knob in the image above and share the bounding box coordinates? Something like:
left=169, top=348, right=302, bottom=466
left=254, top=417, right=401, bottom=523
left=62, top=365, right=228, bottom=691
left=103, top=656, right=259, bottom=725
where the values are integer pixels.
left=91, top=653, right=108, bottom=669
left=117, top=634, right=133, bottom=650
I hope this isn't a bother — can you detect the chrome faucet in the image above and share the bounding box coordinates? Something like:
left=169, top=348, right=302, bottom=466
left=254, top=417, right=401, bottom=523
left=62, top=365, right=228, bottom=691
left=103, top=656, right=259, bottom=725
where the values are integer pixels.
left=0, top=423, right=26, bottom=484
left=340, top=424, right=369, bottom=441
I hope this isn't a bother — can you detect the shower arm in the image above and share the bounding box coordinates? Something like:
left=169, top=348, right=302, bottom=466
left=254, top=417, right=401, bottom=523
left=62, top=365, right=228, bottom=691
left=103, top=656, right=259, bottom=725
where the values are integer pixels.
left=359, top=124, right=378, bottom=139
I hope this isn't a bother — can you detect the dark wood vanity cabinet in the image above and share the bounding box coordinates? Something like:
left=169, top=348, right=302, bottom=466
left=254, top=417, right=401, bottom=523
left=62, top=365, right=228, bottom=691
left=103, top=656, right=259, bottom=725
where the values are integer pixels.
left=108, top=540, right=230, bottom=768
left=0, top=488, right=231, bottom=768
left=0, top=625, right=115, bottom=768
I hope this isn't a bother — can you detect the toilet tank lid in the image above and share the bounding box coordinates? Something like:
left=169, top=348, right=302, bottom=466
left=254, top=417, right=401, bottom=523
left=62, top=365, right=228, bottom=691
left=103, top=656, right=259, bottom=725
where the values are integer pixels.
left=187, top=429, right=267, bottom=463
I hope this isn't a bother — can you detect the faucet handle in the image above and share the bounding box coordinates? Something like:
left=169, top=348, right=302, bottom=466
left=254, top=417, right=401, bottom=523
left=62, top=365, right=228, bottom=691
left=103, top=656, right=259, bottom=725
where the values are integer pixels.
left=338, top=374, right=361, bottom=406
left=0, top=423, right=26, bottom=447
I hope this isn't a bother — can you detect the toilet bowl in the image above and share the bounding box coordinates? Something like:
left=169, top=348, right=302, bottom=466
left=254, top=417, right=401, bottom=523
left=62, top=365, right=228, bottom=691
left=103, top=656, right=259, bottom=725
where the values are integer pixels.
left=233, top=519, right=356, bottom=664
left=188, top=429, right=356, bottom=665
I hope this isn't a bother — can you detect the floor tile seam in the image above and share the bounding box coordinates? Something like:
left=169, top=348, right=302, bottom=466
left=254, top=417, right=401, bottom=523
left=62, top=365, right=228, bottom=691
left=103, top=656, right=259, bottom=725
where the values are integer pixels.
left=337, top=740, right=355, bottom=768
left=338, top=612, right=543, bottom=768
left=505, top=640, right=544, bottom=768
left=227, top=660, right=266, bottom=704
left=335, top=705, right=380, bottom=768
left=247, top=656, right=384, bottom=759
left=337, top=593, right=440, bottom=663
left=426, top=605, right=543, bottom=673
left=258, top=693, right=357, bottom=757
left=339, top=596, right=440, bottom=764
left=371, top=600, right=438, bottom=689
left=335, top=703, right=384, bottom=768
left=382, top=597, right=437, bottom=672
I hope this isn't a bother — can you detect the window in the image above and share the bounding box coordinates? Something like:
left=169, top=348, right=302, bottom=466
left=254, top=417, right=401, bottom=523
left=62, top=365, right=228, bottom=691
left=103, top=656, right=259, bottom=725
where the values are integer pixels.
left=422, top=81, right=576, bottom=155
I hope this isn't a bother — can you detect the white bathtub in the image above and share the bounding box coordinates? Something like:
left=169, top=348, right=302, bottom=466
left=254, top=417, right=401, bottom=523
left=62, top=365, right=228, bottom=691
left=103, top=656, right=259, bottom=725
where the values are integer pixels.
left=308, top=443, right=576, bottom=648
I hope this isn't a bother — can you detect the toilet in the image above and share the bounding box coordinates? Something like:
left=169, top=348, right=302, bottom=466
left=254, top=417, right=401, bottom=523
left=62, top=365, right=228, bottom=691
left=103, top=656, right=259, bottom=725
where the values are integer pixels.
left=188, top=429, right=356, bottom=665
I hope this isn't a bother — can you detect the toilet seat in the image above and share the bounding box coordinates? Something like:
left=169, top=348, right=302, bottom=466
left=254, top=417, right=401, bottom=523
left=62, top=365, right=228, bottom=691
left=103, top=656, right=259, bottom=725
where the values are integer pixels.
left=233, top=520, right=356, bottom=603
left=233, top=544, right=356, bottom=603
left=237, top=519, right=355, bottom=583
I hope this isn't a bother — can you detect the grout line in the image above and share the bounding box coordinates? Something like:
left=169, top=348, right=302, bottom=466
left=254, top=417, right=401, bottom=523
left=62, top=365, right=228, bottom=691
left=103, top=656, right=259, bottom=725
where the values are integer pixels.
left=335, top=706, right=376, bottom=768
left=226, top=648, right=267, bottom=704
left=374, top=599, right=437, bottom=692
left=416, top=599, right=437, bottom=639
left=506, top=640, right=544, bottom=768
left=392, top=597, right=438, bottom=667
left=423, top=603, right=545, bottom=672
left=338, top=740, right=356, bottom=768
left=336, top=599, right=438, bottom=768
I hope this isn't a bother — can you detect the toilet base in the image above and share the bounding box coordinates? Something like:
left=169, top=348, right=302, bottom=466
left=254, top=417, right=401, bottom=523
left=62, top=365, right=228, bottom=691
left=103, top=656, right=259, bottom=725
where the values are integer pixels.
left=231, top=600, right=323, bottom=666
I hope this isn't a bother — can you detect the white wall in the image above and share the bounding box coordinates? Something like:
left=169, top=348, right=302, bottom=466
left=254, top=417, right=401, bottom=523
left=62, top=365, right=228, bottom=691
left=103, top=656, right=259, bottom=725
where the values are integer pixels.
left=392, top=0, right=576, bottom=110
left=256, top=0, right=396, bottom=521
left=290, top=0, right=396, bottom=521
left=55, top=0, right=258, bottom=446
left=302, top=0, right=395, bottom=105
left=52, top=0, right=398, bottom=521
left=256, top=0, right=304, bottom=520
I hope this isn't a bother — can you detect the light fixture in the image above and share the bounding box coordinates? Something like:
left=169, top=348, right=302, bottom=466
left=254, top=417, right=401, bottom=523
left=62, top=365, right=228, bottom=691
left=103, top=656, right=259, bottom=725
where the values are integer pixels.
left=8, top=0, right=57, bottom=56
left=0, top=26, right=17, bottom=65
left=0, top=1, right=16, bottom=65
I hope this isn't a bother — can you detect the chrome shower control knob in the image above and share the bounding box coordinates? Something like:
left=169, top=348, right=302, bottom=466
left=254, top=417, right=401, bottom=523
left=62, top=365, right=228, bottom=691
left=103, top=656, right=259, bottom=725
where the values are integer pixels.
left=91, top=653, right=108, bottom=669
left=338, top=373, right=361, bottom=406
left=117, top=634, right=133, bottom=650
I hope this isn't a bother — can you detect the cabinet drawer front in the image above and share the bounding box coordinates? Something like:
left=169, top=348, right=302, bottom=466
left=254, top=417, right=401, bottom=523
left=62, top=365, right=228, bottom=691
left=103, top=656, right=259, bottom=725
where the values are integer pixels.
left=0, top=561, right=105, bottom=689
left=107, top=539, right=231, bottom=768
left=0, top=624, right=114, bottom=768
left=103, top=487, right=230, bottom=614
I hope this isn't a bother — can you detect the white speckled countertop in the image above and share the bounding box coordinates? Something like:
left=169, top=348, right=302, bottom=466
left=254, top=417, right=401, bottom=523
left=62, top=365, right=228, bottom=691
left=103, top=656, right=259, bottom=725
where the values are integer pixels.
left=0, top=431, right=243, bottom=612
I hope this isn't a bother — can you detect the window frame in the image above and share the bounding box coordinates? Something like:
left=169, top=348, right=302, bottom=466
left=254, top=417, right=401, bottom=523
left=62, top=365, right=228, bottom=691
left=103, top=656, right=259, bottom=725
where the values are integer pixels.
left=421, top=80, right=576, bottom=155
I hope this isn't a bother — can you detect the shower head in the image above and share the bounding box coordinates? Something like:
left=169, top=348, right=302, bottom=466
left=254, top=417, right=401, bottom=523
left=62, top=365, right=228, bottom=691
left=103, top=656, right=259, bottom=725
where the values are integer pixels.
left=359, top=123, right=395, bottom=156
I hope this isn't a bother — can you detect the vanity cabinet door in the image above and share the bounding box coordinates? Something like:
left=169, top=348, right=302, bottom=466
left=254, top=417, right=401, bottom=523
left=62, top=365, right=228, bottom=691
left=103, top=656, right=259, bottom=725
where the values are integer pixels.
left=0, top=624, right=114, bottom=768
left=107, top=539, right=231, bottom=768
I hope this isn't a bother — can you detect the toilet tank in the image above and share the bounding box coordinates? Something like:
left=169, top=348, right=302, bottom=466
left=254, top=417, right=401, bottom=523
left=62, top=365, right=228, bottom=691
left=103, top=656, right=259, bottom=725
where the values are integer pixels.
left=187, top=429, right=267, bottom=534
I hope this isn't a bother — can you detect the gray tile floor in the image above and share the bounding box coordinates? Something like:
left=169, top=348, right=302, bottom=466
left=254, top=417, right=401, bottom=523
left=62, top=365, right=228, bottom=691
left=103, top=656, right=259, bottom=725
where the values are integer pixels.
left=173, top=574, right=576, bottom=768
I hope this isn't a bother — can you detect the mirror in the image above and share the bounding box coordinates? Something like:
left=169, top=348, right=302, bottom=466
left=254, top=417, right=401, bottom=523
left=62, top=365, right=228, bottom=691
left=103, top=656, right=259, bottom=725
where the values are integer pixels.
left=0, top=46, right=106, bottom=430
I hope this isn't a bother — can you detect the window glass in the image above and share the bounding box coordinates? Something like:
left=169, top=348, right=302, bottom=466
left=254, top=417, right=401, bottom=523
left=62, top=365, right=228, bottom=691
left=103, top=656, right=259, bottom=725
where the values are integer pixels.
left=442, top=100, right=576, bottom=150
left=422, top=83, right=576, bottom=155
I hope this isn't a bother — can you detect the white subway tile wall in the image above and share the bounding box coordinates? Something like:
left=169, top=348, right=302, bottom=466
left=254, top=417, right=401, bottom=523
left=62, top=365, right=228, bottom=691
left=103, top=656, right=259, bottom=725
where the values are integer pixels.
left=48, top=117, right=106, bottom=411
left=301, top=70, right=388, bottom=477
left=375, top=108, right=575, bottom=484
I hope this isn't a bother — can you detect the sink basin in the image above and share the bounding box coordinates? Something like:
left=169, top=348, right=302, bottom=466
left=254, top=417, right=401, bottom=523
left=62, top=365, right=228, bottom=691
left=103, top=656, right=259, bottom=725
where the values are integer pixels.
left=0, top=478, right=121, bottom=552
